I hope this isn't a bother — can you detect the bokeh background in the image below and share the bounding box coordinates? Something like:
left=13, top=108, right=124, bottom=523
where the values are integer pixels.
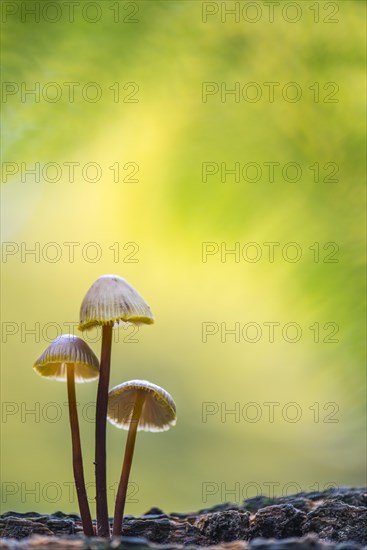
left=1, top=0, right=366, bottom=516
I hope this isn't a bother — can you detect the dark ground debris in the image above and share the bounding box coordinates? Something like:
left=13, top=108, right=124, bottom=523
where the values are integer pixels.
left=0, top=488, right=366, bottom=549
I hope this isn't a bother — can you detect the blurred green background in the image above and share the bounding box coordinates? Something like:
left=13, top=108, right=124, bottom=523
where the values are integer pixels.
left=1, top=0, right=366, bottom=516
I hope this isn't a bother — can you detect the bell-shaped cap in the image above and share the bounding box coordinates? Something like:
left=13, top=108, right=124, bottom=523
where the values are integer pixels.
left=33, top=334, right=99, bottom=383
left=107, top=380, right=176, bottom=432
left=78, top=274, right=154, bottom=331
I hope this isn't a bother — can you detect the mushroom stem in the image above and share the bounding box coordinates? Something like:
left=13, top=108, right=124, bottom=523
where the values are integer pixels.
left=112, top=394, right=145, bottom=536
left=66, top=365, right=94, bottom=536
left=95, top=324, right=113, bottom=537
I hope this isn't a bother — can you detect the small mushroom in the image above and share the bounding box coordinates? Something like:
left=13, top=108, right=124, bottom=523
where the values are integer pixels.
left=107, top=380, right=176, bottom=536
left=33, top=334, right=99, bottom=536
left=78, top=275, right=154, bottom=536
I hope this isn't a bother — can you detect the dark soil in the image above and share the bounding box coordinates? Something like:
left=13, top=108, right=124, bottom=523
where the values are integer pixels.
left=0, top=488, right=366, bottom=549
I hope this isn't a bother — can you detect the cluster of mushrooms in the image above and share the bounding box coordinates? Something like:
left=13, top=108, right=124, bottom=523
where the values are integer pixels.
left=33, top=275, right=177, bottom=537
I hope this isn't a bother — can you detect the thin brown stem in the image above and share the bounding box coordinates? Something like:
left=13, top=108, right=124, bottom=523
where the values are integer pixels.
left=112, top=394, right=145, bottom=536
left=66, top=365, right=94, bottom=536
left=95, top=324, right=113, bottom=537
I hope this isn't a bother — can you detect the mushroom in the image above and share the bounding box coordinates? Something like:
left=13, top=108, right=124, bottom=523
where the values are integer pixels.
left=33, top=334, right=99, bottom=536
left=78, top=275, right=154, bottom=536
left=107, top=380, right=177, bottom=536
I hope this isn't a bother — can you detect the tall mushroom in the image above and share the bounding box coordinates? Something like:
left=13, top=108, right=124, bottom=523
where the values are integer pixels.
left=78, top=275, right=154, bottom=536
left=33, top=334, right=99, bottom=536
left=107, top=380, right=177, bottom=536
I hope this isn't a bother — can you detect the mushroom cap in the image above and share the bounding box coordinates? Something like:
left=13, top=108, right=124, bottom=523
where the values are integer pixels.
left=78, top=274, right=154, bottom=331
left=33, top=334, right=99, bottom=383
left=107, top=380, right=177, bottom=432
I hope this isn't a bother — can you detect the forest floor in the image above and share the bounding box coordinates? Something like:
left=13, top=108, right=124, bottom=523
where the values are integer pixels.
left=0, top=488, right=366, bottom=549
